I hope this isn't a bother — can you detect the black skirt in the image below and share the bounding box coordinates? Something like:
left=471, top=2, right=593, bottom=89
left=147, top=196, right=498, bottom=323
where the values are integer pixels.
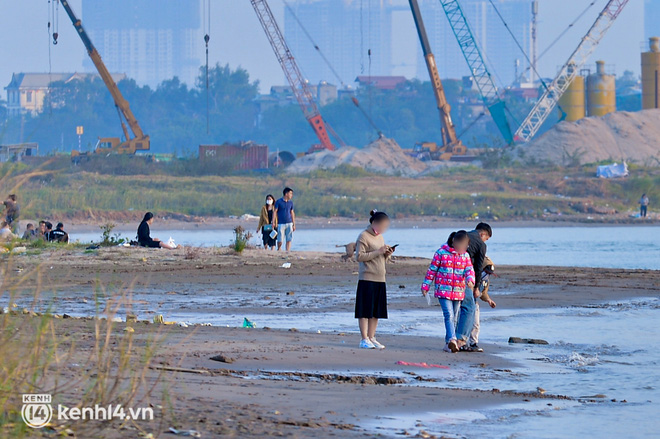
left=262, top=227, right=276, bottom=247
left=355, top=280, right=388, bottom=319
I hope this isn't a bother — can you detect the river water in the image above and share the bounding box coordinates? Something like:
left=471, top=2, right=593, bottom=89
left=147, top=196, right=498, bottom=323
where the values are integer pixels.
left=74, top=225, right=660, bottom=269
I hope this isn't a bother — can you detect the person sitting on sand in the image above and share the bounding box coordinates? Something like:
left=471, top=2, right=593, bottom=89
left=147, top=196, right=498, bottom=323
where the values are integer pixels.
left=37, top=221, right=48, bottom=241
left=257, top=194, right=277, bottom=250
left=44, top=221, right=53, bottom=241
left=137, top=212, right=177, bottom=250
left=421, top=230, right=476, bottom=353
left=0, top=221, right=16, bottom=242
left=355, top=209, right=395, bottom=350
left=21, top=223, right=37, bottom=241
left=49, top=222, right=69, bottom=243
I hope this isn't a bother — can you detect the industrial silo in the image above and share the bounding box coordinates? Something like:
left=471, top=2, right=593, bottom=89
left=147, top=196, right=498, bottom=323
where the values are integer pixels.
left=558, top=64, right=586, bottom=122
left=642, top=37, right=660, bottom=109
left=587, top=61, right=616, bottom=117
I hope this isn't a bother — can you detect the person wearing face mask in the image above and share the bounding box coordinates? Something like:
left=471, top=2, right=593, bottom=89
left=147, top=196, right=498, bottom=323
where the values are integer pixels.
left=257, top=194, right=277, bottom=250
left=355, top=209, right=395, bottom=349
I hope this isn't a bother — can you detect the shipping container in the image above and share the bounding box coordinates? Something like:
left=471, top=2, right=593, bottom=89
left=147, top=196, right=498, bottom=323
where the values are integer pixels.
left=199, top=142, right=268, bottom=171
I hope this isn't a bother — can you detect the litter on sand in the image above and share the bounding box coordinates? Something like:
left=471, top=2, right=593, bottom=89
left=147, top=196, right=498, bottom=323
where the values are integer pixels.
left=281, top=262, right=292, bottom=269
left=396, top=361, right=450, bottom=369
left=168, top=427, right=201, bottom=437
left=243, top=317, right=257, bottom=328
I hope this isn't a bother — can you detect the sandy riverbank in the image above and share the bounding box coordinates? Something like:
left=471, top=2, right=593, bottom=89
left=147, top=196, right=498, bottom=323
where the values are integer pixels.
left=2, top=248, right=659, bottom=437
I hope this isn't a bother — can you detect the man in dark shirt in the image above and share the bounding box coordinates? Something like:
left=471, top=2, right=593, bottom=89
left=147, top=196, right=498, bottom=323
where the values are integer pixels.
left=456, top=222, right=492, bottom=351
left=44, top=222, right=53, bottom=241
left=274, top=187, right=296, bottom=252
left=49, top=222, right=69, bottom=243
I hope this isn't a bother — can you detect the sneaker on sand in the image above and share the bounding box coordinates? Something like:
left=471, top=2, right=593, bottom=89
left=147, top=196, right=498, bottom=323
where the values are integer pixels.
left=359, top=339, right=376, bottom=349
left=469, top=344, right=484, bottom=352
left=370, top=338, right=385, bottom=349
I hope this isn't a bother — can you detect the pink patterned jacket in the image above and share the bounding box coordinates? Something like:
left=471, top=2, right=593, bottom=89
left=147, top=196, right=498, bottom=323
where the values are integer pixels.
left=421, top=243, right=476, bottom=301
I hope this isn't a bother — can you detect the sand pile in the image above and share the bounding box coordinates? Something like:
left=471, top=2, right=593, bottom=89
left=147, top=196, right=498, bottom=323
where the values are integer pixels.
left=524, top=109, right=660, bottom=166
left=286, top=136, right=429, bottom=176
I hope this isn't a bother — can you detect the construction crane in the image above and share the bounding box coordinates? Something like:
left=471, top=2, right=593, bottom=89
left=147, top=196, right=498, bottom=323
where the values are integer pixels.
left=438, top=0, right=514, bottom=145
left=60, top=0, right=149, bottom=159
left=250, top=0, right=341, bottom=153
left=408, top=0, right=469, bottom=161
left=515, top=0, right=630, bottom=142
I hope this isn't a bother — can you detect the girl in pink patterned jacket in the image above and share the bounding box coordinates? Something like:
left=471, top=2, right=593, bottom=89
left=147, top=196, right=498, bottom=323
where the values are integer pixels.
left=421, top=230, right=476, bottom=353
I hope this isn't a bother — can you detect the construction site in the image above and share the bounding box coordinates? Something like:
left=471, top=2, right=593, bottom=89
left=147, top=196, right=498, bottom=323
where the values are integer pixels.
left=0, top=0, right=658, bottom=175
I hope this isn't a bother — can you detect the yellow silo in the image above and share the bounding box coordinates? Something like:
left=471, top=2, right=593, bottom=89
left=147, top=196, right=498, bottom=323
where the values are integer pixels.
left=587, top=61, right=616, bottom=117
left=642, top=37, right=660, bottom=109
left=558, top=70, right=586, bottom=122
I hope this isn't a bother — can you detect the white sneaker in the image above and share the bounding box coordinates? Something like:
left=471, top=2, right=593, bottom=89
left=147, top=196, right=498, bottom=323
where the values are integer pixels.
left=359, top=339, right=376, bottom=349
left=370, top=338, right=385, bottom=349
left=443, top=343, right=452, bottom=353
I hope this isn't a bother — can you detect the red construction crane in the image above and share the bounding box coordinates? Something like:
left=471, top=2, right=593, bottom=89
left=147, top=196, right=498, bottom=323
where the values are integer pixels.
left=251, top=0, right=340, bottom=152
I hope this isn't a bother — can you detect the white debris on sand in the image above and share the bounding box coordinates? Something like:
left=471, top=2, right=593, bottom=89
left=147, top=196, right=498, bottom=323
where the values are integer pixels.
left=524, top=109, right=660, bottom=166
left=286, top=136, right=430, bottom=176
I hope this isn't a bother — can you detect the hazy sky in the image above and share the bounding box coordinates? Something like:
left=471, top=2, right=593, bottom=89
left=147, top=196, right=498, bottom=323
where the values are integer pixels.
left=0, top=0, right=646, bottom=94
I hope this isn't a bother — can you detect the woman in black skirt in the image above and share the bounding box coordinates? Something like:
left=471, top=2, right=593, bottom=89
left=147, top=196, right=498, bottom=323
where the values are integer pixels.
left=257, top=194, right=277, bottom=250
left=355, top=209, right=395, bottom=349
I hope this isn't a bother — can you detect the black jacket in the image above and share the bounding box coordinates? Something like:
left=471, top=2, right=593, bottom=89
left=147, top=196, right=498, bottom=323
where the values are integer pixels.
left=467, top=230, right=487, bottom=289
left=137, top=221, right=155, bottom=246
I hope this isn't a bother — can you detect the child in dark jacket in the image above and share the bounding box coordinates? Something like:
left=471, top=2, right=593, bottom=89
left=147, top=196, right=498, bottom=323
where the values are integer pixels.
left=421, top=230, right=475, bottom=353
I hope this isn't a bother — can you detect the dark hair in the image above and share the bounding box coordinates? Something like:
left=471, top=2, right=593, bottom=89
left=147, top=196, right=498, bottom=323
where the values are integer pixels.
left=39, top=221, right=45, bottom=226
left=56, top=222, right=64, bottom=229
left=475, top=222, right=492, bottom=237
left=8, top=194, right=16, bottom=201
left=369, top=209, right=389, bottom=224
left=283, top=187, right=293, bottom=196
left=265, top=194, right=275, bottom=202
left=45, top=221, right=53, bottom=230
left=27, top=223, right=34, bottom=229
left=447, top=230, right=469, bottom=248
left=142, top=212, right=154, bottom=223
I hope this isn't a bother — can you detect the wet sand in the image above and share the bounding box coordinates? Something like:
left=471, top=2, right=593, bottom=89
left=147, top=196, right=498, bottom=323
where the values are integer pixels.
left=4, top=248, right=659, bottom=437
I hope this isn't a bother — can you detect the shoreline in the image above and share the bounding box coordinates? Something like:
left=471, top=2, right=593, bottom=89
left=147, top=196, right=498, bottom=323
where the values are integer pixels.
left=2, top=248, right=659, bottom=437
left=46, top=215, right=660, bottom=234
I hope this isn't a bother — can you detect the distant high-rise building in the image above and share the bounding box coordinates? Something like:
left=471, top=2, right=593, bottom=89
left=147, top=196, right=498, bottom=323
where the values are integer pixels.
left=81, top=0, right=201, bottom=88
left=415, top=0, right=532, bottom=84
left=645, top=0, right=660, bottom=41
left=284, top=0, right=393, bottom=86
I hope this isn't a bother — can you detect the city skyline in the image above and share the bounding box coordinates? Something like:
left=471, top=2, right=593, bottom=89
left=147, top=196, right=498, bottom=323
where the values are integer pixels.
left=0, top=0, right=648, bottom=95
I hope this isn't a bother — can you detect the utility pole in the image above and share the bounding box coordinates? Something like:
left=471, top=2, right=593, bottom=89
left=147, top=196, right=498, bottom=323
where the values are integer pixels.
left=531, top=1, right=539, bottom=83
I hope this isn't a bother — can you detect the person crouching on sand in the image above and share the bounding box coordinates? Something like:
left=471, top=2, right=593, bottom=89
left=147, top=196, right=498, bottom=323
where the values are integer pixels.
left=355, top=209, right=395, bottom=349
left=421, top=230, right=475, bottom=353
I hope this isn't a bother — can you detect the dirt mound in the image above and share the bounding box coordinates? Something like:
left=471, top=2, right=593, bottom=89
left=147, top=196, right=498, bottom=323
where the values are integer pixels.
left=286, top=137, right=429, bottom=176
left=524, top=109, right=660, bottom=166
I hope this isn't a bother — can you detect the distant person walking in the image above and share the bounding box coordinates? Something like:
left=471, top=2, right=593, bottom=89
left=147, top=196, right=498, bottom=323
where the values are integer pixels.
left=257, top=194, right=277, bottom=250
left=137, top=212, right=176, bottom=250
left=3, top=194, right=19, bottom=232
left=274, top=187, right=296, bottom=251
left=455, top=222, right=492, bottom=351
left=421, top=230, right=475, bottom=353
left=355, top=209, right=395, bottom=349
left=639, top=193, right=649, bottom=218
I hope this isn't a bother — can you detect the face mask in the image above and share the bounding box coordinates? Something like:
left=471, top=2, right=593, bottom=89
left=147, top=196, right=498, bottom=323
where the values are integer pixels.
left=266, top=199, right=273, bottom=205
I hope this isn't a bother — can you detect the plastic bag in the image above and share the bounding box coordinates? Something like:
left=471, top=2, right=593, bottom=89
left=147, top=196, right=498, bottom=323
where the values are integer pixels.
left=425, top=292, right=432, bottom=306
left=166, top=237, right=176, bottom=247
